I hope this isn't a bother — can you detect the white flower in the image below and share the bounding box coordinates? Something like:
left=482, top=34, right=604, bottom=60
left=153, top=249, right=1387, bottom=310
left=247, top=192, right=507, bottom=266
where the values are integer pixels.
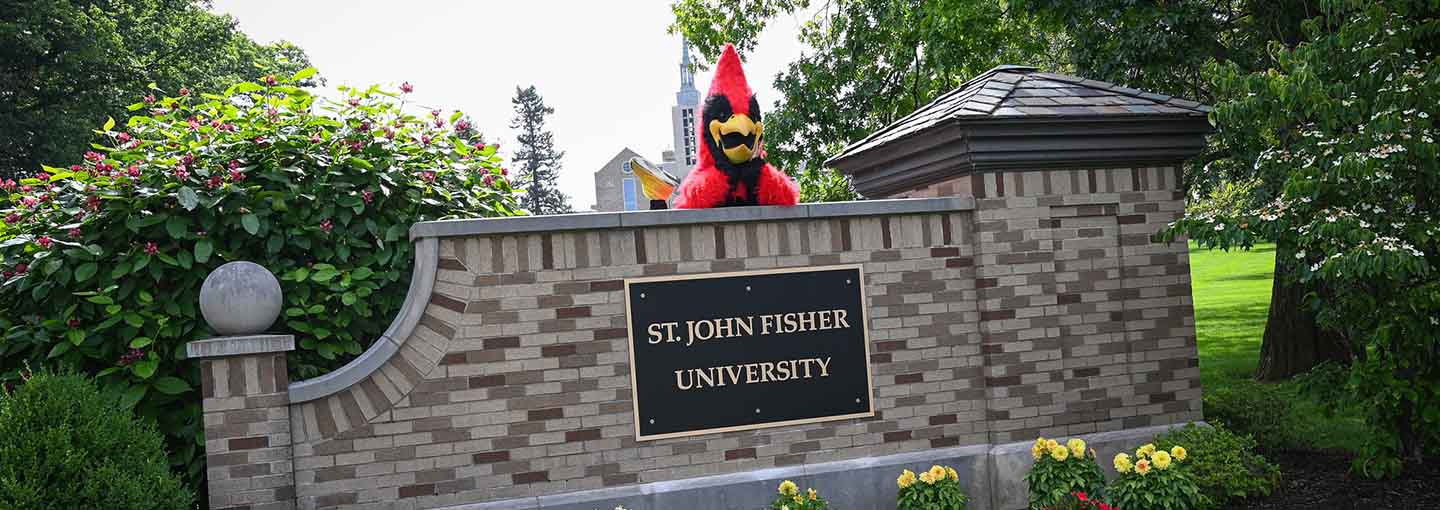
left=1295, top=251, right=1306, bottom=259
left=1214, top=223, right=1225, bottom=231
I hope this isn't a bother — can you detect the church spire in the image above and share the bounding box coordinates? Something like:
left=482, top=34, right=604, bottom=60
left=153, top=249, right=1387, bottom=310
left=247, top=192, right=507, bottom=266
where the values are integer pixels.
left=677, top=38, right=698, bottom=99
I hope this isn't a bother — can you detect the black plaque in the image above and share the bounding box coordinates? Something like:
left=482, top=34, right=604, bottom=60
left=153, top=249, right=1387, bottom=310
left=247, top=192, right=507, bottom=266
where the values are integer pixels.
left=624, top=265, right=874, bottom=440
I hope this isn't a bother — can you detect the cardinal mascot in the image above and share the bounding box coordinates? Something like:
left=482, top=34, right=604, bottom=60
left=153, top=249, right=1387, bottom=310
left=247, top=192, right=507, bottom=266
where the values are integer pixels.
left=672, top=44, right=800, bottom=209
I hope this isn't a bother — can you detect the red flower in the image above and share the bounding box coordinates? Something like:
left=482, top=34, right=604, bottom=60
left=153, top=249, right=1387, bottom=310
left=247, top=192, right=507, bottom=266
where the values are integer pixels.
left=36, top=236, right=52, bottom=249
left=35, top=172, right=49, bottom=182
left=69, top=228, right=82, bottom=238
left=18, top=185, right=30, bottom=192
left=128, top=165, right=141, bottom=177
left=206, top=175, right=223, bottom=189
left=84, top=151, right=104, bottom=162
left=20, top=197, right=37, bottom=207
left=181, top=154, right=195, bottom=165
left=358, top=121, right=372, bottom=132
left=348, top=140, right=364, bottom=152
left=229, top=169, right=245, bottom=182
left=432, top=118, right=445, bottom=128
left=430, top=109, right=441, bottom=118
left=319, top=219, right=333, bottom=233
left=489, top=143, right=500, bottom=151
left=262, top=75, right=277, bottom=86
left=1, top=271, right=11, bottom=279
left=67, top=318, right=80, bottom=328
left=400, top=81, right=414, bottom=93
left=118, top=348, right=144, bottom=366
left=143, top=95, right=157, bottom=105
left=228, top=160, right=240, bottom=170
left=455, top=119, right=471, bottom=131
left=362, top=190, right=374, bottom=204
left=14, top=263, right=28, bottom=274
left=179, top=87, right=190, bottom=96
left=144, top=242, right=159, bottom=256
left=174, top=165, right=190, bottom=180
left=1098, top=504, right=1111, bottom=510
left=500, top=167, right=508, bottom=176
left=420, top=171, right=436, bottom=183
left=420, top=135, right=432, bottom=145
left=1076, top=492, right=1088, bottom=502
left=4, top=214, right=19, bottom=224
left=0, top=179, right=14, bottom=191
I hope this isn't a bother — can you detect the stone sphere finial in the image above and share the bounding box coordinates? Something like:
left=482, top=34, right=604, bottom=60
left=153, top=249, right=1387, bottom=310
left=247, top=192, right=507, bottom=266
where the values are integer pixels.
left=199, top=261, right=283, bottom=336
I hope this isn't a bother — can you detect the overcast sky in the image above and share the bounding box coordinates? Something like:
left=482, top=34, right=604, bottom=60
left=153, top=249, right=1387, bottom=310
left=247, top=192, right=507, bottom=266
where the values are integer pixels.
left=210, top=0, right=810, bottom=210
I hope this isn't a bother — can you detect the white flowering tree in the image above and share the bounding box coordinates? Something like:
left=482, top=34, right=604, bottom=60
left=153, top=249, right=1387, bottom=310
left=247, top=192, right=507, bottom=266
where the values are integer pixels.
left=1165, top=1, right=1438, bottom=476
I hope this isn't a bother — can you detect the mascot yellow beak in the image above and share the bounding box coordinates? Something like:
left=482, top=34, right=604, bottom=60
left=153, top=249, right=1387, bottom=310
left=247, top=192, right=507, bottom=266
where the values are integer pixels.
left=708, top=114, right=763, bottom=165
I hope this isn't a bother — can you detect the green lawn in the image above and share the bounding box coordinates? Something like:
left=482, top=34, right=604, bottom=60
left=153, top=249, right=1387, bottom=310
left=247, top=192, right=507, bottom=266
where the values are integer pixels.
left=1188, top=242, right=1276, bottom=387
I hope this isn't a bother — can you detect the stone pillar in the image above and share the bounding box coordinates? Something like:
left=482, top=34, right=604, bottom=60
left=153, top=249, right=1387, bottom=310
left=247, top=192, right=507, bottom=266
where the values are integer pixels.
left=188, top=335, right=297, bottom=510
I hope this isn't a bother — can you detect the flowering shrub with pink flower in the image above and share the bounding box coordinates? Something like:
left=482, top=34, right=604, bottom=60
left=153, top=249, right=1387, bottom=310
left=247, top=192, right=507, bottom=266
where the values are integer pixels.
left=0, top=68, right=519, bottom=486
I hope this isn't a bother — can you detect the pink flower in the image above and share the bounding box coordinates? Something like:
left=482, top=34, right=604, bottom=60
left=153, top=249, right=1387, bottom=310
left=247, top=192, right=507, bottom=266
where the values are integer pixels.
left=95, top=162, right=113, bottom=174
left=384, top=126, right=396, bottom=139
left=500, top=167, right=508, bottom=176
left=229, top=169, right=245, bottom=182
left=228, top=160, right=240, bottom=170
left=174, top=165, right=189, bottom=180
left=455, top=119, right=471, bottom=131
left=206, top=175, right=223, bottom=189
left=362, top=190, right=374, bottom=204
left=400, top=82, right=414, bottom=93
left=20, top=197, right=38, bottom=207
left=84, top=151, right=104, bottom=162
left=483, top=174, right=495, bottom=186
left=179, top=87, right=190, bottom=96
left=118, top=348, right=144, bottom=366
left=319, top=219, right=333, bottom=233
left=421, top=135, right=432, bottom=145
left=128, top=165, right=141, bottom=177
left=36, top=236, right=52, bottom=249
left=262, top=75, right=277, bottom=86
left=1, top=271, right=11, bottom=280
left=188, top=118, right=201, bottom=131
left=420, top=171, right=436, bottom=183
left=14, top=263, right=27, bottom=274
left=4, top=214, right=19, bottom=224
left=35, top=172, right=49, bottom=181
left=348, top=140, right=364, bottom=152
left=432, top=118, right=444, bottom=128
left=118, top=132, right=132, bottom=142
left=358, top=121, right=372, bottom=132
left=143, top=95, right=157, bottom=105
left=68, top=227, right=82, bottom=238
left=430, top=109, right=441, bottom=118
left=151, top=108, right=168, bottom=117
left=490, top=143, right=500, bottom=151
left=348, top=98, right=361, bottom=107
left=0, top=179, right=14, bottom=191
left=144, top=242, right=159, bottom=256
left=181, top=154, right=195, bottom=165
left=18, top=185, right=30, bottom=192
left=86, top=195, right=102, bottom=211
left=309, top=134, right=322, bottom=144
left=266, top=107, right=279, bottom=117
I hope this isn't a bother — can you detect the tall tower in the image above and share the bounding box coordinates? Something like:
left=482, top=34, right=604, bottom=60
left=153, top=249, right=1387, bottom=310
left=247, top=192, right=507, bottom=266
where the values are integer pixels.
left=670, top=38, right=701, bottom=177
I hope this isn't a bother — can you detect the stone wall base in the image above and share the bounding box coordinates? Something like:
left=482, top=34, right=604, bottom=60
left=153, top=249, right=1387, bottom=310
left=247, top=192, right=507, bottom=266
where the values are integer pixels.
left=434, top=423, right=1199, bottom=510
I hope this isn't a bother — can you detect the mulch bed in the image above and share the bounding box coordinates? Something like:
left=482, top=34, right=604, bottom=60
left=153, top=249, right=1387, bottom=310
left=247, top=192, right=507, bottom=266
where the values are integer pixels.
left=1237, top=449, right=1440, bottom=510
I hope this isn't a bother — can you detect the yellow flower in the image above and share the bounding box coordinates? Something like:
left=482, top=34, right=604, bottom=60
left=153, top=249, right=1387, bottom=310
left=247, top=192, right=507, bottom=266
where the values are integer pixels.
left=1088, top=448, right=1097, bottom=459
left=1046, top=439, right=1060, bottom=450
left=928, top=465, right=947, bottom=481
left=778, top=480, right=798, bottom=496
left=1135, top=459, right=1152, bottom=475
left=945, top=466, right=959, bottom=482
left=1136, top=443, right=1156, bottom=459
left=919, top=471, right=936, bottom=484
left=1032, top=443, right=1045, bottom=460
left=1152, top=450, right=1172, bottom=470
left=793, top=494, right=803, bottom=504
left=1067, top=438, right=1087, bottom=458
left=781, top=507, right=789, bottom=510
left=1049, top=444, right=1070, bottom=461
left=807, top=488, right=818, bottom=501
left=1113, top=453, right=1133, bottom=473
left=897, top=469, right=916, bottom=489
left=1171, top=446, right=1187, bottom=461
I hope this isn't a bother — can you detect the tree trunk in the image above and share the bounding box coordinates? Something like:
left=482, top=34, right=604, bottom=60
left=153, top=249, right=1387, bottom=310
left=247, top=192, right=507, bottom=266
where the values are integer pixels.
left=1255, top=247, right=1351, bottom=381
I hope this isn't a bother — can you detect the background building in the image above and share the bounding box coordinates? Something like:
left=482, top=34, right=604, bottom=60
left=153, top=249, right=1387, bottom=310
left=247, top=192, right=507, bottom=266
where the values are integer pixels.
left=592, top=41, right=700, bottom=211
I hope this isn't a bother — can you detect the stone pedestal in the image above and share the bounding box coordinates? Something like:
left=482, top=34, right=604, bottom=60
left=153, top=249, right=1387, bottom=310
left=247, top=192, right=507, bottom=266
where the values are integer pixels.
left=188, top=334, right=297, bottom=510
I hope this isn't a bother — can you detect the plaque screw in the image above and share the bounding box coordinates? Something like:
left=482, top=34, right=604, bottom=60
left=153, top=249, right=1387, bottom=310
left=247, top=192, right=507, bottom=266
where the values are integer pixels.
left=745, top=285, right=751, bottom=292
left=640, top=293, right=646, bottom=299
left=846, top=279, right=852, bottom=285
left=755, top=408, right=761, bottom=413
left=649, top=419, right=655, bottom=424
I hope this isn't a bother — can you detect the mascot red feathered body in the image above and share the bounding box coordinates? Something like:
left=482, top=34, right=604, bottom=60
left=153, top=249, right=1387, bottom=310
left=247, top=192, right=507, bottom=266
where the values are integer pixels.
left=673, top=44, right=800, bottom=209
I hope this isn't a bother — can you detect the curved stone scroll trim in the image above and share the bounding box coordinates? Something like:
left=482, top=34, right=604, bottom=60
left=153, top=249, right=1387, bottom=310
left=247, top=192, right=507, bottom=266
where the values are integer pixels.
left=288, top=237, right=439, bottom=403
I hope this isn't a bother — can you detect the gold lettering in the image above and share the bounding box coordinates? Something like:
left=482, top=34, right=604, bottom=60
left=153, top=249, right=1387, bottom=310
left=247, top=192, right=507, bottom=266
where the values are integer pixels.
left=735, top=316, right=754, bottom=337
left=760, top=314, right=774, bottom=335
left=723, top=365, right=743, bottom=386
left=815, top=357, right=832, bottom=377
left=834, top=309, right=850, bottom=329
left=648, top=323, right=664, bottom=344
left=694, top=367, right=714, bottom=388
left=662, top=322, right=681, bottom=342
left=782, top=313, right=798, bottom=333
left=798, top=311, right=816, bottom=332
left=775, top=360, right=793, bottom=380
left=760, top=361, right=776, bottom=382
left=744, top=363, right=760, bottom=383
left=675, top=370, right=694, bottom=390
left=693, top=319, right=713, bottom=341
left=818, top=310, right=832, bottom=330
left=714, top=318, right=733, bottom=338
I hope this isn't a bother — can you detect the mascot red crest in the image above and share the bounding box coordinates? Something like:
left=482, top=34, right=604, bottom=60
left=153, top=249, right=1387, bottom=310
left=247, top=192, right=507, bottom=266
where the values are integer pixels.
left=673, top=44, right=800, bottom=209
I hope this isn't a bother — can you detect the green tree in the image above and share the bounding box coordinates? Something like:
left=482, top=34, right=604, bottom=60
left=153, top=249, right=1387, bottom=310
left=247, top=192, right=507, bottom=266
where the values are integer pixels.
left=1165, top=0, right=1438, bottom=476
left=0, top=0, right=315, bottom=180
left=669, top=0, right=1059, bottom=199
left=0, top=71, right=519, bottom=494
left=1016, top=0, right=1349, bottom=380
left=509, top=85, right=572, bottom=214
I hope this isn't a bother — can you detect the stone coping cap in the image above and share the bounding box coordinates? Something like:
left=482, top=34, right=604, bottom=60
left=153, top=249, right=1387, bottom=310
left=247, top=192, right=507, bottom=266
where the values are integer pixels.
left=186, top=334, right=294, bottom=359
left=409, top=196, right=976, bottom=240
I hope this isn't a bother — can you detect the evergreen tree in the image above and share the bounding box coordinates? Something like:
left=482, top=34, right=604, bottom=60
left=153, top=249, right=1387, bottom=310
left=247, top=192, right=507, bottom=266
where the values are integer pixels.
left=509, top=85, right=572, bottom=214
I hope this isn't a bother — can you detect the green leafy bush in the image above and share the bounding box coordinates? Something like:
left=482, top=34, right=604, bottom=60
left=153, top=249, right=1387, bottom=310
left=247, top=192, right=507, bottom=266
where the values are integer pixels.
left=0, top=70, right=519, bottom=486
left=771, top=479, right=829, bottom=510
left=1024, top=437, right=1106, bottom=510
left=0, top=371, right=192, bottom=510
left=1108, top=442, right=1203, bottom=510
left=1153, top=424, right=1281, bottom=510
left=896, top=464, right=969, bottom=510
left=1202, top=381, right=1301, bottom=449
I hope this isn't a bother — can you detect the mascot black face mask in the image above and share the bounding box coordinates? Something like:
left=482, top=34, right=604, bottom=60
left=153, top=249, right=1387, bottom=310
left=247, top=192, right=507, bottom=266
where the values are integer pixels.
left=673, top=44, right=799, bottom=209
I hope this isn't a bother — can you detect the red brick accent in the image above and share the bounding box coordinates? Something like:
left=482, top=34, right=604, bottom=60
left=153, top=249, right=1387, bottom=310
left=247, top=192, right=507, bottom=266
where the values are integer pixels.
left=724, top=448, right=757, bottom=460
left=513, top=471, right=550, bottom=484
left=397, top=484, right=434, bottom=498
left=565, top=428, right=602, bottom=442
left=227, top=437, right=269, bottom=451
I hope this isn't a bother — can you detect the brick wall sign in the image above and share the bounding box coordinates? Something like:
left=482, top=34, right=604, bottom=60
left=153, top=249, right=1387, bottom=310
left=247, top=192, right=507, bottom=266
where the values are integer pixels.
left=624, top=265, right=875, bottom=440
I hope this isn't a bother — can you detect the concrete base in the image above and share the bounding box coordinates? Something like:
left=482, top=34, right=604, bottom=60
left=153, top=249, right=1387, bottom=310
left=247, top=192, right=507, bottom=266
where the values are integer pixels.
left=436, top=423, right=1197, bottom=510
